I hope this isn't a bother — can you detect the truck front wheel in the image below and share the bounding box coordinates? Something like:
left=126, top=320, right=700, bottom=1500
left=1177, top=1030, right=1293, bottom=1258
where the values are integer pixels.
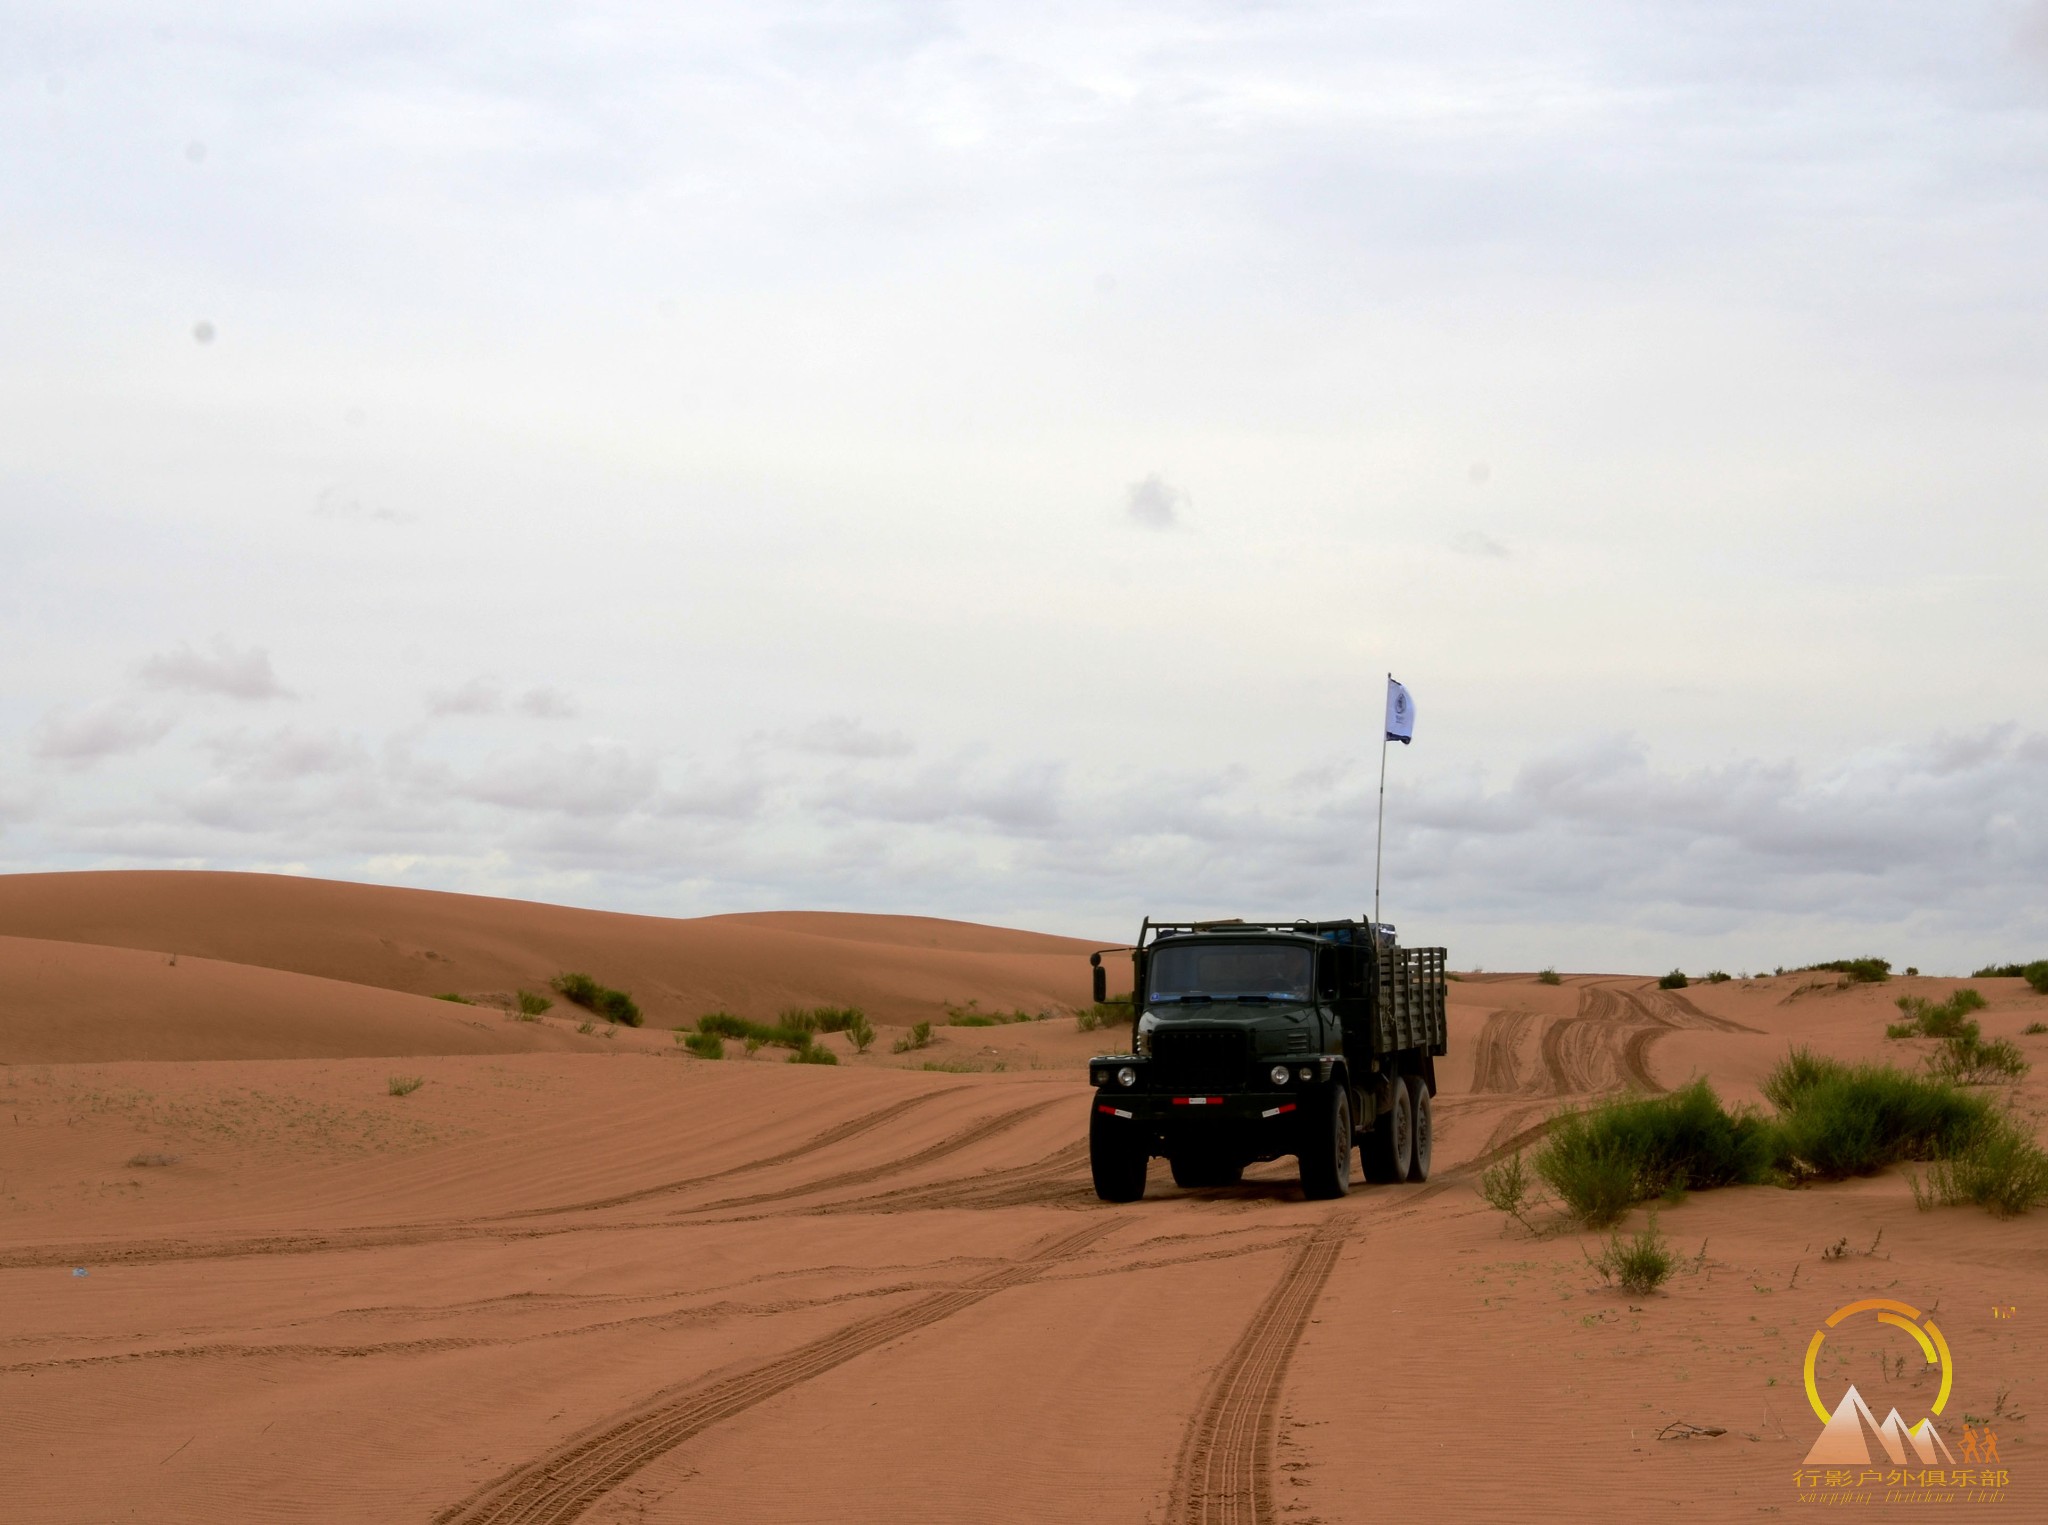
left=1296, top=1082, right=1353, bottom=1200
left=1090, top=1108, right=1149, bottom=1202
left=1361, top=1078, right=1414, bottom=1184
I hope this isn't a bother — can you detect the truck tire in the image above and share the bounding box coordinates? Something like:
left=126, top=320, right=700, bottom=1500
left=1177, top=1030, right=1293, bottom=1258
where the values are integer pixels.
left=1405, top=1074, right=1433, bottom=1182
left=1090, top=1108, right=1149, bottom=1202
left=1297, top=1082, right=1353, bottom=1200
left=1170, top=1150, right=1245, bottom=1189
left=1361, top=1077, right=1414, bottom=1184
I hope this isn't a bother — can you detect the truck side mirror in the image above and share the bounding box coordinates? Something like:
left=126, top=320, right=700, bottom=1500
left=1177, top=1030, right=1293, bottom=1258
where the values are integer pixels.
left=1090, top=953, right=1106, bottom=1006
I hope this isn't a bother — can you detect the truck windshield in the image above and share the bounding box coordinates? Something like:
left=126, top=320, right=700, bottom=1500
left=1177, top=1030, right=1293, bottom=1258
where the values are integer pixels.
left=1148, top=943, right=1312, bottom=1002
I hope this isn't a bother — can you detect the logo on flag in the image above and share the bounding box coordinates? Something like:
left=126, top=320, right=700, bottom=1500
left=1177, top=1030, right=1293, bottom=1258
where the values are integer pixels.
left=1385, top=677, right=1415, bottom=745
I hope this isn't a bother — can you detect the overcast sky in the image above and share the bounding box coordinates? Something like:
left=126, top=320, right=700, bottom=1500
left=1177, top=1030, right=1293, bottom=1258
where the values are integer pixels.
left=5, top=2, right=2047, bottom=973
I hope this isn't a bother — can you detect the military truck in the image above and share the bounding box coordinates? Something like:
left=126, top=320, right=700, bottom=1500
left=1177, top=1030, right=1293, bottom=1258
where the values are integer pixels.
left=1085, top=918, right=1447, bottom=1201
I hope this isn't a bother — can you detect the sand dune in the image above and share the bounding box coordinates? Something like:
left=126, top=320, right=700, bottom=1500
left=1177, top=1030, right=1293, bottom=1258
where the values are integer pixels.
left=1, top=874, right=2042, bottom=1521
left=0, top=871, right=1105, bottom=1040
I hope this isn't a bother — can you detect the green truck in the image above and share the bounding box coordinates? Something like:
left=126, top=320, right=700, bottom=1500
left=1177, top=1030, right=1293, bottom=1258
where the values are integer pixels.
left=1086, top=918, right=1448, bottom=1200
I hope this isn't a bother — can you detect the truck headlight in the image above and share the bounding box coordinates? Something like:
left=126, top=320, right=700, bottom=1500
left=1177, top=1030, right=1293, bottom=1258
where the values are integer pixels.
left=1298, top=1067, right=1313, bottom=1081
left=1117, top=1065, right=1138, bottom=1088
left=1270, top=1065, right=1290, bottom=1086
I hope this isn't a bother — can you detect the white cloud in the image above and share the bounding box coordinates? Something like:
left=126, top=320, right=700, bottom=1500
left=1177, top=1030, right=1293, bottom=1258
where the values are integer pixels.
left=773, top=716, right=912, bottom=758
left=138, top=642, right=291, bottom=701
left=29, top=703, right=175, bottom=766
left=514, top=686, right=577, bottom=719
left=426, top=678, right=505, bottom=716
left=1125, top=474, right=1186, bottom=530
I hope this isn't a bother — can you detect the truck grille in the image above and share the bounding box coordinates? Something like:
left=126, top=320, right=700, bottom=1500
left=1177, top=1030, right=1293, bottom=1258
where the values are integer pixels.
left=1151, top=1026, right=1250, bottom=1093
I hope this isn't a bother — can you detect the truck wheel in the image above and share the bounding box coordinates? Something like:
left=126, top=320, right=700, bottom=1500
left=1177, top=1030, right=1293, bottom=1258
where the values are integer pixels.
left=1090, top=1108, right=1148, bottom=1202
left=1297, top=1083, right=1353, bottom=1200
left=1170, top=1150, right=1245, bottom=1189
left=1405, top=1075, right=1433, bottom=1182
left=1361, top=1078, right=1414, bottom=1184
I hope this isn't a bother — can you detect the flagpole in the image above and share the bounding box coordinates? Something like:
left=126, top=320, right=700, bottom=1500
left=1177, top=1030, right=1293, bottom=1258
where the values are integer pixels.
left=1373, top=672, right=1390, bottom=928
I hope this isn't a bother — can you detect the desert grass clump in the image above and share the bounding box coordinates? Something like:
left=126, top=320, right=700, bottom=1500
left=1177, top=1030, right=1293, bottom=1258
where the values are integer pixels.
left=1887, top=989, right=1988, bottom=1039
left=1535, top=1081, right=1774, bottom=1227
left=516, top=989, right=553, bottom=1017
left=388, top=1075, right=425, bottom=1097
left=892, top=1020, right=935, bottom=1053
left=126, top=1152, right=181, bottom=1168
left=576, top=1020, right=596, bottom=1035
left=1077, top=997, right=1132, bottom=1033
left=1590, top=1214, right=1677, bottom=1295
left=681, top=1031, right=724, bottom=1060
left=698, top=1011, right=827, bottom=1051
left=1658, top=969, right=1688, bottom=990
left=551, top=972, right=642, bottom=1027
left=788, top=1038, right=839, bottom=1065
left=1537, top=967, right=1562, bottom=986
left=433, top=992, right=473, bottom=1004
left=1704, top=970, right=1732, bottom=983
left=944, top=999, right=1038, bottom=1027
left=1764, top=1049, right=1992, bottom=1179
left=2023, top=1022, right=2048, bottom=1037
left=1808, top=957, right=1892, bottom=985
left=1972, top=960, right=2048, bottom=993
left=845, top=1012, right=876, bottom=1053
left=1477, top=1149, right=1542, bottom=1229
left=1926, top=1033, right=2030, bottom=1085
left=1912, top=1114, right=2048, bottom=1217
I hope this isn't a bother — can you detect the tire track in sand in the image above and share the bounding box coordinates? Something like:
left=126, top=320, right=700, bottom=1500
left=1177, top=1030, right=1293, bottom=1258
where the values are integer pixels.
left=681, top=1096, right=1066, bottom=1215
left=434, top=1217, right=1128, bottom=1525
left=0, top=1093, right=957, bottom=1271
left=1167, top=1213, right=1347, bottom=1525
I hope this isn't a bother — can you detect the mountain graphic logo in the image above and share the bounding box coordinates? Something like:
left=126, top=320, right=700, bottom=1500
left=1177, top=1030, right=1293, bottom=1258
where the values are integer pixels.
left=1801, top=1297, right=1954, bottom=1465
left=1804, top=1383, right=1958, bottom=1466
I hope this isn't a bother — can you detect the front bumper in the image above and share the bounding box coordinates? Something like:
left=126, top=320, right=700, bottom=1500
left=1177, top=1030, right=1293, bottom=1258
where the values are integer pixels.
left=1092, top=1089, right=1305, bottom=1126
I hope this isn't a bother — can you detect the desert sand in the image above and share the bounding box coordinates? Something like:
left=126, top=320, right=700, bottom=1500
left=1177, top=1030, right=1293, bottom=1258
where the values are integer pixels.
left=1, top=872, right=2041, bottom=1522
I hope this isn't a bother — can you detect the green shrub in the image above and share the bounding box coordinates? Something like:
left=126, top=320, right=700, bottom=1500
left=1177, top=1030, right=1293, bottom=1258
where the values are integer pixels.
left=516, top=989, right=553, bottom=1016
left=1887, top=989, right=1987, bottom=1039
left=2023, top=1022, right=2047, bottom=1036
left=681, top=1031, right=724, bottom=1060
left=1537, top=968, right=1562, bottom=986
left=1658, top=969, right=1688, bottom=991
left=388, top=1075, right=424, bottom=1096
left=1077, top=997, right=1133, bottom=1033
left=846, top=1013, right=876, bottom=1054
left=1764, top=1049, right=1993, bottom=1179
left=1534, top=1081, right=1774, bottom=1227
left=1970, top=961, right=2048, bottom=985
left=1926, top=1033, right=2030, bottom=1085
left=550, top=972, right=642, bottom=1026
left=1592, top=1215, right=1676, bottom=1295
left=1913, top=1114, right=2048, bottom=1217
left=893, top=1020, right=935, bottom=1053
left=2033, top=961, right=2048, bottom=996
left=943, top=1000, right=1036, bottom=1026
left=1808, top=957, right=1892, bottom=985
left=788, top=1039, right=838, bottom=1065
left=433, top=992, right=472, bottom=1004
left=1477, top=1149, right=1537, bottom=1226
left=1705, top=971, right=1732, bottom=984
left=787, top=1006, right=865, bottom=1034
left=697, top=1011, right=814, bottom=1049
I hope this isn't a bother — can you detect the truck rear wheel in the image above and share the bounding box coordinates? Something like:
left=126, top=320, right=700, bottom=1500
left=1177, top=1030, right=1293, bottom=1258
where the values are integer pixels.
left=1297, top=1083, right=1353, bottom=1199
left=1361, top=1078, right=1414, bottom=1184
left=1090, top=1108, right=1149, bottom=1202
left=1170, top=1149, right=1245, bottom=1189
left=1405, top=1075, right=1433, bottom=1182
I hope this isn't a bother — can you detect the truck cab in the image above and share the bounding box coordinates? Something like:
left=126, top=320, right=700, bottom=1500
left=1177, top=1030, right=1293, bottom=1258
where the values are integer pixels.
left=1086, top=918, right=1447, bottom=1201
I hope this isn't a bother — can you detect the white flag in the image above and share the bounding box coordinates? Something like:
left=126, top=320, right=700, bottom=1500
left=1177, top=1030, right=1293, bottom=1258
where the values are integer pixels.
left=1385, top=676, right=1415, bottom=745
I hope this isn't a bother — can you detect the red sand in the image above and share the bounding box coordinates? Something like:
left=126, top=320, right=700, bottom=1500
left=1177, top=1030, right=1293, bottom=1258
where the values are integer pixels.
left=1, top=872, right=2042, bottom=1522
